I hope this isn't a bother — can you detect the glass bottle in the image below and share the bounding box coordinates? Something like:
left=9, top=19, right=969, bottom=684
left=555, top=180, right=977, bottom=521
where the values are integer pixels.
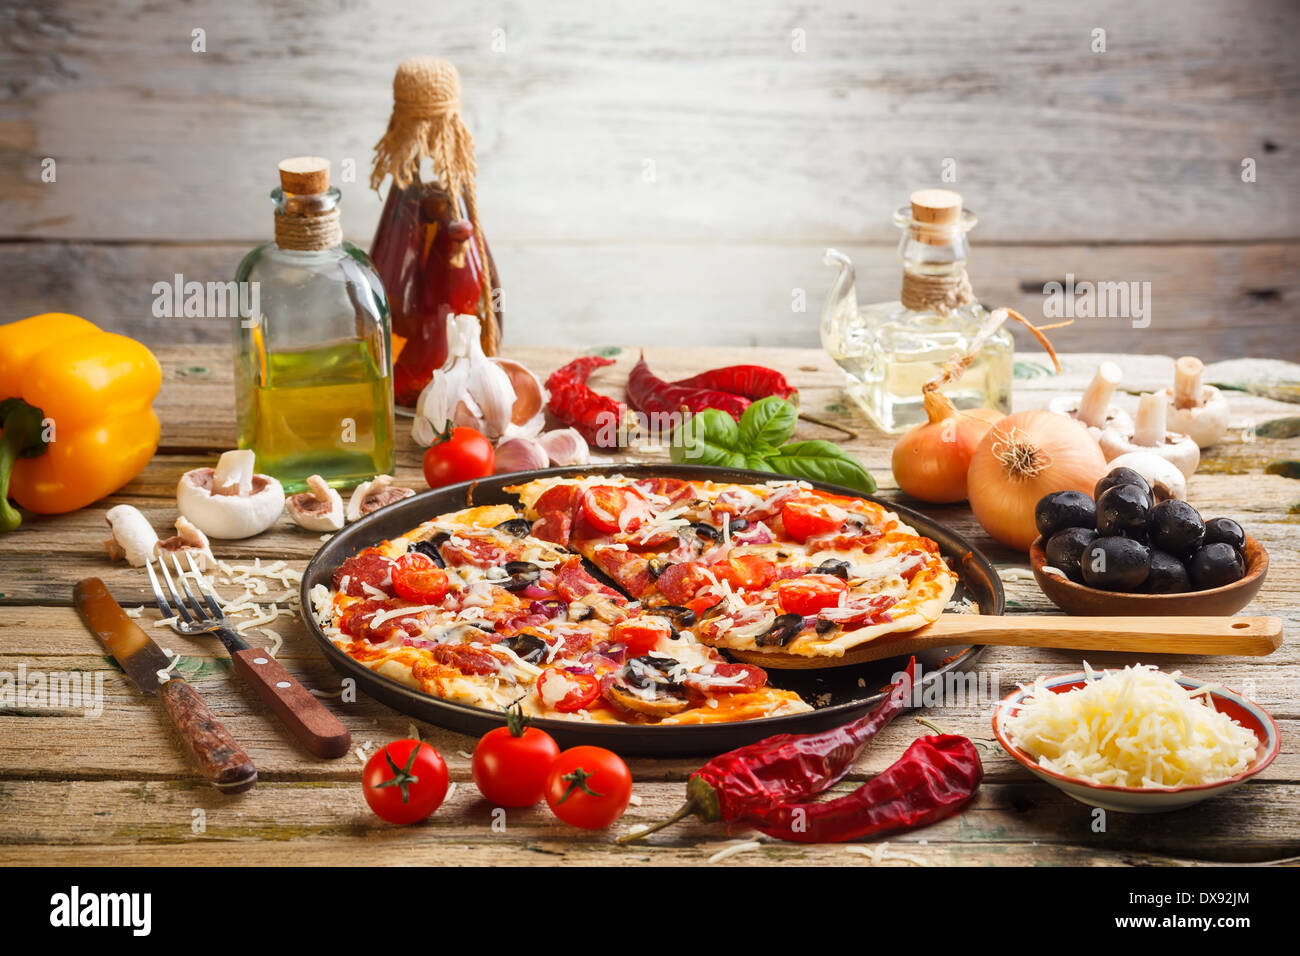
left=820, top=189, right=1013, bottom=434
left=234, top=156, right=396, bottom=493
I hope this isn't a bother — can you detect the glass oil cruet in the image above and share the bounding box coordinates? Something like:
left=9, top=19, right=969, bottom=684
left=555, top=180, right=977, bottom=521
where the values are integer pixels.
left=234, top=156, right=396, bottom=493
left=820, top=189, right=1013, bottom=434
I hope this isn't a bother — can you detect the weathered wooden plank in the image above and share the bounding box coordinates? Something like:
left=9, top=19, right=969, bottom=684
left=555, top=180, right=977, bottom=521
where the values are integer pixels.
left=2, top=242, right=1297, bottom=360
left=3, top=1, right=1297, bottom=243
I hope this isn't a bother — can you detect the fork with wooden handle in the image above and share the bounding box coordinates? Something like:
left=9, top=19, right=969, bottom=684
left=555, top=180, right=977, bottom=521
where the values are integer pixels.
left=728, top=614, right=1285, bottom=669
left=147, top=553, right=352, bottom=759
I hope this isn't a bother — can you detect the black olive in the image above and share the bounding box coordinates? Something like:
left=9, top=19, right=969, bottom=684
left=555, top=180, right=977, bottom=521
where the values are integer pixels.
left=1045, top=527, right=1097, bottom=583
left=494, top=516, right=532, bottom=538
left=499, top=561, right=541, bottom=591
left=755, top=612, right=805, bottom=648
left=1034, top=491, right=1096, bottom=539
left=814, top=617, right=837, bottom=635
left=568, top=603, right=594, bottom=621
left=1095, top=484, right=1151, bottom=539
left=1081, top=536, right=1151, bottom=591
left=651, top=605, right=696, bottom=630
left=623, top=655, right=682, bottom=691
left=698, top=600, right=729, bottom=622
left=1142, top=551, right=1192, bottom=594
left=501, top=632, right=549, bottom=663
left=646, top=558, right=668, bottom=580
left=1203, top=517, right=1246, bottom=551
left=690, top=522, right=721, bottom=542
left=1095, top=467, right=1152, bottom=504
left=1149, top=500, right=1205, bottom=559
left=1188, top=543, right=1245, bottom=590
left=410, top=533, right=450, bottom=567
left=813, top=559, right=851, bottom=580
left=728, top=518, right=749, bottom=533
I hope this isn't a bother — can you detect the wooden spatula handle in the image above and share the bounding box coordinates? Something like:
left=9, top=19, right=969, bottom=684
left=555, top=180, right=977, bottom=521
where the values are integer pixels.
left=158, top=679, right=257, bottom=793
left=231, top=647, right=352, bottom=759
left=921, top=614, right=1283, bottom=656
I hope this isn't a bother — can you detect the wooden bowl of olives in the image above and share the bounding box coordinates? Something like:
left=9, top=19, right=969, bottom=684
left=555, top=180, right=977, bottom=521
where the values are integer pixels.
left=1028, top=467, right=1269, bottom=616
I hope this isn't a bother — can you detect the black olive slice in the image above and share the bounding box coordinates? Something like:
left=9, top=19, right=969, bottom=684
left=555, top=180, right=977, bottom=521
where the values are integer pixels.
left=755, top=612, right=805, bottom=647
left=494, top=516, right=532, bottom=538
left=501, top=632, right=549, bottom=663
left=728, top=518, right=749, bottom=533
left=690, top=522, right=722, bottom=542
left=647, top=558, right=668, bottom=580
left=410, top=532, right=450, bottom=568
left=814, top=617, right=837, bottom=635
left=650, top=605, right=696, bottom=630
left=623, top=655, right=683, bottom=691
left=813, top=559, right=851, bottom=580
left=499, top=561, right=541, bottom=591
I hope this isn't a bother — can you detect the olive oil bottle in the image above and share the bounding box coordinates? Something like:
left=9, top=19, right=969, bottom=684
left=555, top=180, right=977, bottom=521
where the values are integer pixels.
left=234, top=157, right=396, bottom=493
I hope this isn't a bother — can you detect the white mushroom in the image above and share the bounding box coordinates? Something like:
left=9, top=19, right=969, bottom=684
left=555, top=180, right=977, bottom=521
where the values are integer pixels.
left=1098, top=392, right=1200, bottom=479
left=104, top=505, right=159, bottom=567
left=156, top=516, right=217, bottom=571
left=1106, top=451, right=1188, bottom=502
left=286, top=475, right=345, bottom=532
left=346, top=475, right=415, bottom=522
left=177, top=449, right=286, bottom=539
left=1160, top=356, right=1229, bottom=449
left=1048, top=361, right=1134, bottom=439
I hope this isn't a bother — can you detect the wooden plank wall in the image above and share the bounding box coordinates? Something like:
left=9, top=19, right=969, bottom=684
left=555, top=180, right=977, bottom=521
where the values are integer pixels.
left=1, top=0, right=1297, bottom=359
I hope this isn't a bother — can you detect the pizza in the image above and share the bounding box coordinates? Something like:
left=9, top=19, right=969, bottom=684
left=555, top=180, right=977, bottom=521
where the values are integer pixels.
left=310, top=475, right=958, bottom=727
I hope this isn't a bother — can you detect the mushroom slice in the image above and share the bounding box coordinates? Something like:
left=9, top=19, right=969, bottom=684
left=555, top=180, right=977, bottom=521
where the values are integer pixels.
left=1048, top=361, right=1134, bottom=439
left=1098, top=391, right=1200, bottom=479
left=104, top=505, right=159, bottom=567
left=287, top=475, right=345, bottom=532
left=345, top=475, right=415, bottom=522
left=601, top=657, right=691, bottom=717
left=177, top=450, right=286, bottom=539
left=1160, top=356, right=1229, bottom=449
left=157, top=516, right=217, bottom=572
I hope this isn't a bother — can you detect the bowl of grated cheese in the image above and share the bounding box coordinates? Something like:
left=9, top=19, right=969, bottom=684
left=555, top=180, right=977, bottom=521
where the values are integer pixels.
left=992, top=664, right=1278, bottom=813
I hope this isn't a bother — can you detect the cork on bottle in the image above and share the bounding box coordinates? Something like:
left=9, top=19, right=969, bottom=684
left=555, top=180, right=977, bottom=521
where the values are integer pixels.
left=278, top=157, right=331, bottom=195
left=909, top=189, right=963, bottom=245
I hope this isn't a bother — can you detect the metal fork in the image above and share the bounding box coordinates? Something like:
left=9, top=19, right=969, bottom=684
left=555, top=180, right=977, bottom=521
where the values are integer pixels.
left=146, top=552, right=351, bottom=759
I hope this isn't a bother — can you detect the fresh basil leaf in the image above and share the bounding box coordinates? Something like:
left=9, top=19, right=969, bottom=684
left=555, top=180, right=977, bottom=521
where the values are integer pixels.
left=743, top=454, right=777, bottom=473
left=671, top=409, right=744, bottom=467
left=765, top=440, right=877, bottom=494
left=739, top=396, right=797, bottom=450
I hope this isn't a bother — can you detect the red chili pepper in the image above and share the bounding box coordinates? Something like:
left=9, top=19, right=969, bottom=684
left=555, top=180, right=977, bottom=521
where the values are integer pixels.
left=545, top=356, right=630, bottom=448
left=620, top=658, right=915, bottom=842
left=670, top=364, right=798, bottom=403
left=744, top=731, right=983, bottom=844
left=627, top=353, right=751, bottom=422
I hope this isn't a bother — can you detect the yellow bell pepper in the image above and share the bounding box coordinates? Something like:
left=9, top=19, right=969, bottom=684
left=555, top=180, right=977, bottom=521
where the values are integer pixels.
left=0, top=313, right=161, bottom=530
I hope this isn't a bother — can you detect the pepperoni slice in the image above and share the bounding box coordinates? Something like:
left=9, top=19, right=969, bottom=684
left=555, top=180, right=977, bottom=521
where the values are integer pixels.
left=430, top=643, right=503, bottom=676
left=531, top=485, right=583, bottom=545
left=531, top=512, right=571, bottom=545
left=817, top=594, right=898, bottom=630
left=654, top=561, right=714, bottom=605
left=338, top=599, right=426, bottom=643
left=332, top=552, right=395, bottom=597
left=439, top=535, right=509, bottom=568
left=589, top=547, right=654, bottom=598
left=554, top=556, right=625, bottom=603
left=681, top=662, right=767, bottom=694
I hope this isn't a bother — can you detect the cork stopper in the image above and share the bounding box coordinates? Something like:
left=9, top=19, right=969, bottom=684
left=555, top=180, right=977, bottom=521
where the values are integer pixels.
left=278, top=156, right=330, bottom=195
left=907, top=189, right=963, bottom=245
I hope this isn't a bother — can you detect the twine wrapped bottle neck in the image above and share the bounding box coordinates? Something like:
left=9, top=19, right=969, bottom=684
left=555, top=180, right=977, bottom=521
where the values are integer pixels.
left=275, top=205, right=342, bottom=251
left=900, top=269, right=974, bottom=314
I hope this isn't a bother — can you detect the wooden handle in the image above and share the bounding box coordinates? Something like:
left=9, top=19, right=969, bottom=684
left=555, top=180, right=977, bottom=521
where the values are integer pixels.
left=231, top=647, right=352, bottom=759
left=157, top=679, right=257, bottom=793
left=734, top=614, right=1285, bottom=670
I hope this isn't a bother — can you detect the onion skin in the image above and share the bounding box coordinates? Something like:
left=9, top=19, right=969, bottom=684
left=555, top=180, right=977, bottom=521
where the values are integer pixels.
left=967, top=410, right=1109, bottom=551
left=892, top=390, right=1001, bottom=503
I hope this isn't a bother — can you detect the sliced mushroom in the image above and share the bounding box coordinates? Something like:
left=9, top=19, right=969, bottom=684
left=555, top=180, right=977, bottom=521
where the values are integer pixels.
left=177, top=450, right=285, bottom=539
left=604, top=657, right=690, bottom=716
left=345, top=475, right=415, bottom=522
left=1049, top=361, right=1134, bottom=439
left=1160, top=356, right=1229, bottom=449
left=104, top=505, right=160, bottom=567
left=156, top=516, right=217, bottom=571
left=1099, top=392, right=1200, bottom=479
left=286, top=475, right=344, bottom=532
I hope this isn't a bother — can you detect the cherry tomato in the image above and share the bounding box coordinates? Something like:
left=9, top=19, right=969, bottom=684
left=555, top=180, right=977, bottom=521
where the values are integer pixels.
left=423, top=426, right=495, bottom=489
left=687, top=593, right=723, bottom=617
left=536, top=668, right=601, bottom=713
left=611, top=617, right=672, bottom=656
left=580, top=485, right=643, bottom=533
left=777, top=574, right=849, bottom=615
left=390, top=552, right=450, bottom=604
left=545, top=746, right=633, bottom=829
left=780, top=496, right=845, bottom=542
left=362, top=739, right=449, bottom=825
left=471, top=706, right=561, bottom=807
left=710, top=554, right=777, bottom=591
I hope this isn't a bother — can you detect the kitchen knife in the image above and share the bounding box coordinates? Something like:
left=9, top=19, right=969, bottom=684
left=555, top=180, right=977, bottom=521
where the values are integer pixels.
left=74, top=577, right=257, bottom=793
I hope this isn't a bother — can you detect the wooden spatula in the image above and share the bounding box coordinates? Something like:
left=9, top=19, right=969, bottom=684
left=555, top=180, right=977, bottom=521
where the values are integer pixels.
left=726, top=614, right=1284, bottom=670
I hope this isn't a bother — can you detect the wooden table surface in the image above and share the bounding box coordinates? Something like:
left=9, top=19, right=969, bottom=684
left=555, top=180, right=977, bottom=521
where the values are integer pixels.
left=1, top=345, right=1297, bottom=867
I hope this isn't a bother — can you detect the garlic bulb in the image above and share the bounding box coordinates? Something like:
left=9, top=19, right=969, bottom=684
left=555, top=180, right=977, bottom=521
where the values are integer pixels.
left=494, top=437, right=551, bottom=475
left=537, top=428, right=590, bottom=466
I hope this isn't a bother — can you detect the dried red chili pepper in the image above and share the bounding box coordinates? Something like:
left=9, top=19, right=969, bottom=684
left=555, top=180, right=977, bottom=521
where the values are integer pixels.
left=619, top=658, right=915, bottom=843
left=670, top=364, right=798, bottom=403
left=744, top=729, right=982, bottom=844
left=545, top=356, right=630, bottom=447
left=627, top=354, right=751, bottom=422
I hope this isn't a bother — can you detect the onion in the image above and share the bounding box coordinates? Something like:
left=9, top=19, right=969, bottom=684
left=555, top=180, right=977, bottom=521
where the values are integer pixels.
left=892, top=389, right=1001, bottom=503
left=967, top=410, right=1109, bottom=551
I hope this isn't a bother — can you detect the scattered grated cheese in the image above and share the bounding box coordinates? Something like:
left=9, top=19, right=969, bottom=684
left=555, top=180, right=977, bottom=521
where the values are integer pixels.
left=997, top=567, right=1036, bottom=582
left=707, top=841, right=762, bottom=864
left=125, top=606, right=144, bottom=618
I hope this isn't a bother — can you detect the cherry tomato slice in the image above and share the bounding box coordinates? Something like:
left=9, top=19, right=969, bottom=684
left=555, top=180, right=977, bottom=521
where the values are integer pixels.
left=776, top=573, right=850, bottom=615
left=780, top=496, right=846, bottom=543
left=581, top=485, right=639, bottom=533
left=536, top=668, right=601, bottom=713
left=391, top=552, right=451, bottom=604
left=611, top=617, right=672, bottom=656
left=687, top=593, right=723, bottom=618
left=709, top=554, right=777, bottom=591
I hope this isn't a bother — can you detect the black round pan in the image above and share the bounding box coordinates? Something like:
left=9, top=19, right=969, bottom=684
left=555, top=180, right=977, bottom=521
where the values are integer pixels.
left=300, top=464, right=1003, bottom=755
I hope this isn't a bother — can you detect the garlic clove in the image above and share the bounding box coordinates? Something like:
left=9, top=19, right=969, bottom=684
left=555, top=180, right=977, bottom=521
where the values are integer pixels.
left=536, top=428, right=590, bottom=466
left=493, top=437, right=551, bottom=475
left=493, top=358, right=546, bottom=426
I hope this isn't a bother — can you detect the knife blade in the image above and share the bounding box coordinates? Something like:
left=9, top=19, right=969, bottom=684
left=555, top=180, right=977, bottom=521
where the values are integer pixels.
left=75, top=577, right=257, bottom=793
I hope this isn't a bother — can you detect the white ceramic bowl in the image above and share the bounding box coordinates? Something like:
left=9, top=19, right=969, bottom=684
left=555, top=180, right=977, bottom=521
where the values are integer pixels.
left=992, top=671, right=1279, bottom=813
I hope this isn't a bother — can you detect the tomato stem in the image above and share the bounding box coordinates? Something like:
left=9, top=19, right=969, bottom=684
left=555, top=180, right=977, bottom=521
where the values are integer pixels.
left=374, top=744, right=424, bottom=804
left=556, top=766, right=603, bottom=804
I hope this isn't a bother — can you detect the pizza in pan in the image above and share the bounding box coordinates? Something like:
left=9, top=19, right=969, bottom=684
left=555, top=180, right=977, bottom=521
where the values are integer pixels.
left=311, top=475, right=958, bottom=727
